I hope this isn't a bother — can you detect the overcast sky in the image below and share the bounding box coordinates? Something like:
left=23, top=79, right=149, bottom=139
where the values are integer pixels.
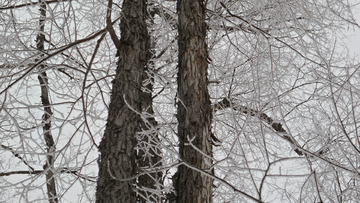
left=345, top=2, right=360, bottom=56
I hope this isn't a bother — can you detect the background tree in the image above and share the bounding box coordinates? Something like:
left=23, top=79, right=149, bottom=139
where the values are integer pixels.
left=0, top=0, right=113, bottom=201
left=206, top=1, right=360, bottom=202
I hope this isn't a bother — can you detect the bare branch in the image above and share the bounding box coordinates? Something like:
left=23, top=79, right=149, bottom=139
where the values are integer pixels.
left=0, top=0, right=70, bottom=10
left=0, top=145, right=35, bottom=172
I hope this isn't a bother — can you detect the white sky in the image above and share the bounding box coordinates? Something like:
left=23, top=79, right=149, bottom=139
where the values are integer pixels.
left=345, top=2, right=360, bottom=56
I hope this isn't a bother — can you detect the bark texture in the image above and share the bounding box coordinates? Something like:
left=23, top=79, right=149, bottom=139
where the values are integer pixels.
left=95, top=0, right=151, bottom=202
left=37, top=2, right=58, bottom=202
left=175, top=0, right=213, bottom=202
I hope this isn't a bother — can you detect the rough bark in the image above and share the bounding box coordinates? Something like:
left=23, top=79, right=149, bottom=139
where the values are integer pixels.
left=36, top=1, right=58, bottom=202
left=174, top=1, right=213, bottom=202
left=95, top=0, right=151, bottom=202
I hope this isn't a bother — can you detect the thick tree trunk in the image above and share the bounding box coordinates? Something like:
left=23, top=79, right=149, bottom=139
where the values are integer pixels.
left=175, top=0, right=213, bottom=203
left=37, top=2, right=58, bottom=203
left=95, top=0, right=151, bottom=202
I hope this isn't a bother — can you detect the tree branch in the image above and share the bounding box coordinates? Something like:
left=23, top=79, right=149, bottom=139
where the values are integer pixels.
left=0, top=168, right=97, bottom=182
left=106, top=0, right=120, bottom=50
left=0, top=145, right=35, bottom=172
left=0, top=0, right=71, bottom=10
left=0, top=16, right=122, bottom=96
left=213, top=98, right=360, bottom=176
left=214, top=97, right=304, bottom=155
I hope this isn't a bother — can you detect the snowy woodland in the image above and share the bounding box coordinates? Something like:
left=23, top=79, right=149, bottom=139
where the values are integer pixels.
left=1, top=0, right=360, bottom=202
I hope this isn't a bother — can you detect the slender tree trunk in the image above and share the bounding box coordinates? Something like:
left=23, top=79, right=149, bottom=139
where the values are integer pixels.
left=37, top=1, right=58, bottom=203
left=95, top=0, right=151, bottom=202
left=175, top=0, right=213, bottom=202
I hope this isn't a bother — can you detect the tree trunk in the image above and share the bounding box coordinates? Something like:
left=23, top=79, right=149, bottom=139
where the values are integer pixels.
left=37, top=1, right=58, bottom=202
left=95, top=0, right=151, bottom=202
left=175, top=0, right=213, bottom=203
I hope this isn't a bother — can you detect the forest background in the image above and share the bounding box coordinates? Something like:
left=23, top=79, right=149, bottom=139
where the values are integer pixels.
left=1, top=0, right=360, bottom=202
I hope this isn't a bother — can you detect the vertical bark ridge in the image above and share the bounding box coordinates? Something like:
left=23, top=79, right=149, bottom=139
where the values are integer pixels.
left=95, top=0, right=151, bottom=202
left=175, top=0, right=213, bottom=202
left=36, top=1, right=58, bottom=202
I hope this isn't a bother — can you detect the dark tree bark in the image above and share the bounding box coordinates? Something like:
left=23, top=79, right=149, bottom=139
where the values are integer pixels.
left=36, top=1, right=58, bottom=202
left=174, top=0, right=213, bottom=202
left=95, top=0, right=152, bottom=202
